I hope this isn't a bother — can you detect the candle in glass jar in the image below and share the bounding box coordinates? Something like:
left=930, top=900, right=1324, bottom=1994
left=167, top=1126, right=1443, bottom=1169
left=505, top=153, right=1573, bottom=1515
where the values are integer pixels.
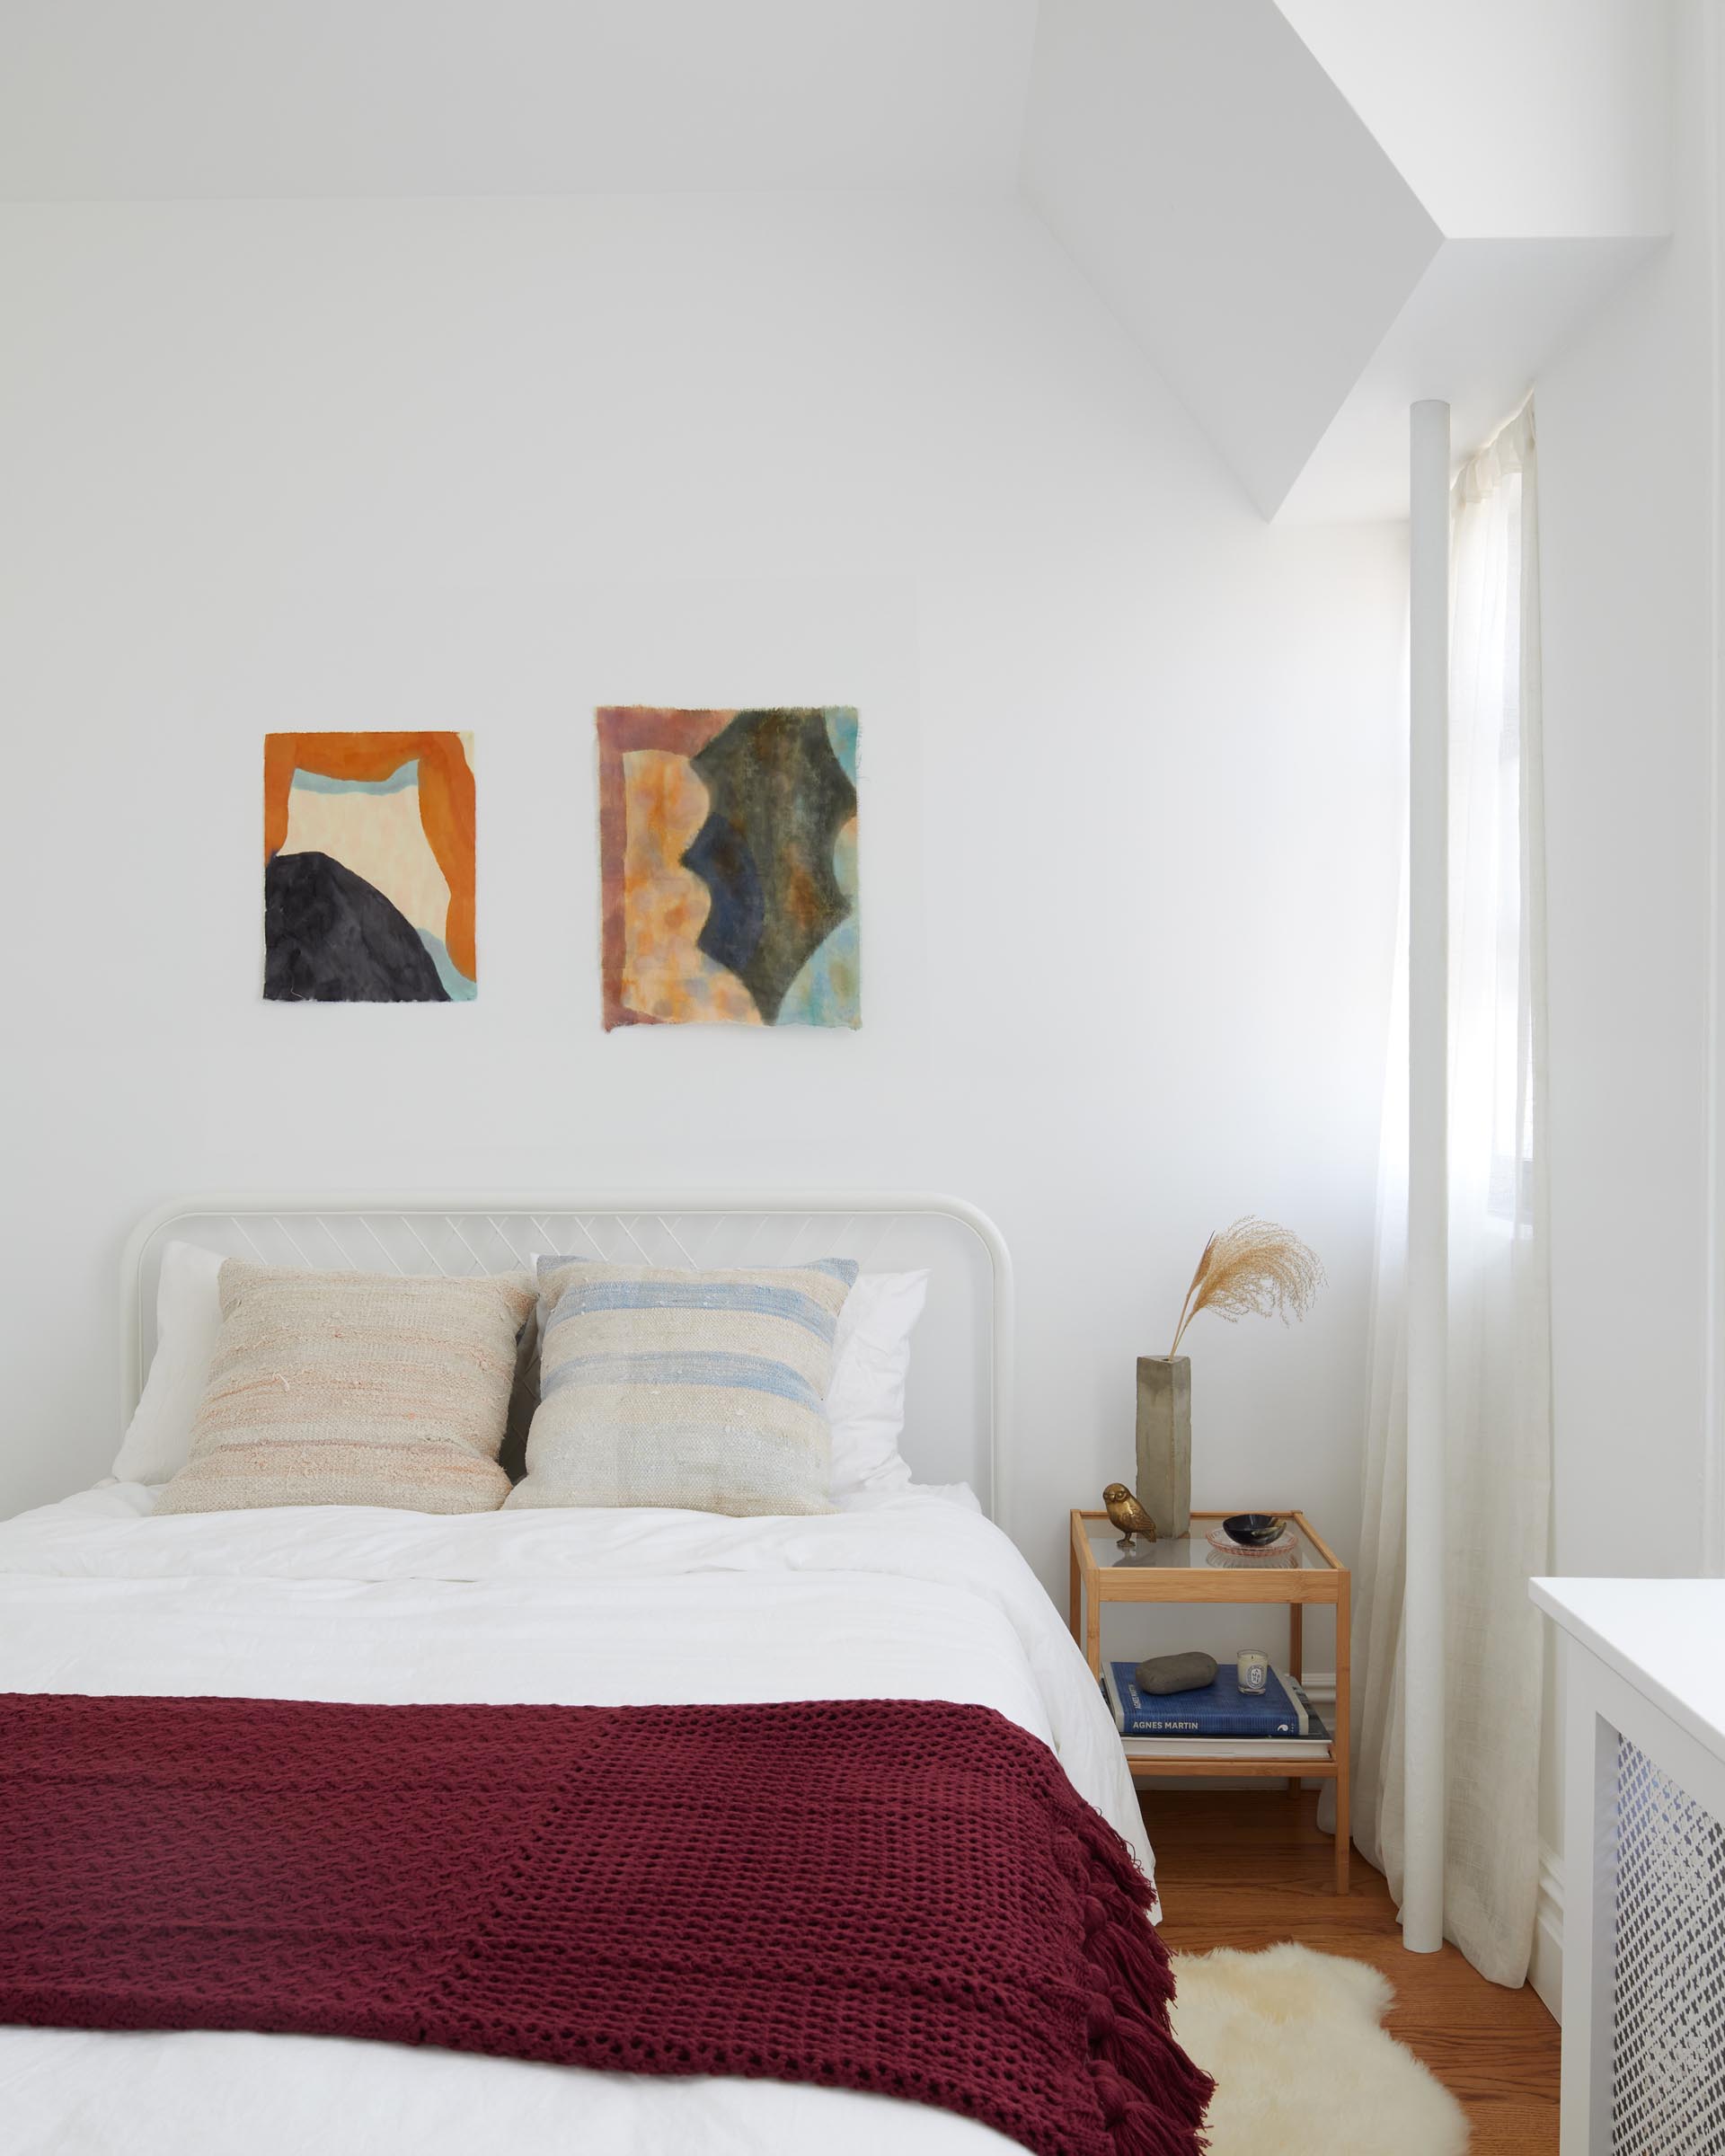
left=1236, top=1649, right=1269, bottom=1694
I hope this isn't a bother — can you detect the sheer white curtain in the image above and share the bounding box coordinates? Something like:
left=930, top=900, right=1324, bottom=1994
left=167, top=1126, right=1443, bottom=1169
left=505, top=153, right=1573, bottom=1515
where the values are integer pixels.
left=1346, top=404, right=1552, bottom=1985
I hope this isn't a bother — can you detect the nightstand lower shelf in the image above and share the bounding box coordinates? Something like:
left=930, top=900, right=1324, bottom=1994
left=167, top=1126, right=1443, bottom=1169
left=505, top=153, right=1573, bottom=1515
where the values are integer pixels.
left=1070, top=1507, right=1350, bottom=1892
left=1121, top=1752, right=1340, bottom=1778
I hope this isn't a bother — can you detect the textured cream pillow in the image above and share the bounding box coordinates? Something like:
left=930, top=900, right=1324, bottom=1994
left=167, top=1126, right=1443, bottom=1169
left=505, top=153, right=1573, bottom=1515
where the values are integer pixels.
left=155, top=1261, right=535, bottom=1516
left=508, top=1257, right=857, bottom=1516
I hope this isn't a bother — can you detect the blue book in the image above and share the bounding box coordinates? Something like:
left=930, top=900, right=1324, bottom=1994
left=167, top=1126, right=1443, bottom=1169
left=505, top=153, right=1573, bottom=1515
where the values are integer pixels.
left=1101, top=1659, right=1322, bottom=1738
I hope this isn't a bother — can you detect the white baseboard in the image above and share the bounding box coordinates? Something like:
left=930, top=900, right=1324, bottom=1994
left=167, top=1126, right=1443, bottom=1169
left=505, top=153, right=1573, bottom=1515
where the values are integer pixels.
left=1530, top=1842, right=1563, bottom=2021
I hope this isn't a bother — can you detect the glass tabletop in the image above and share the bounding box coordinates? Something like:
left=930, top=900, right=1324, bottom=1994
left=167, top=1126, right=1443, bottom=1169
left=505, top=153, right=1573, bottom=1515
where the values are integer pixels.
left=1081, top=1513, right=1331, bottom=1572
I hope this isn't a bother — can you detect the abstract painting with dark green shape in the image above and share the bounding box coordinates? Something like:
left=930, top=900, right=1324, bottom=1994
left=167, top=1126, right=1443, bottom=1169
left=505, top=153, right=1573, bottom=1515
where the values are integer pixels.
left=597, top=706, right=859, bottom=1029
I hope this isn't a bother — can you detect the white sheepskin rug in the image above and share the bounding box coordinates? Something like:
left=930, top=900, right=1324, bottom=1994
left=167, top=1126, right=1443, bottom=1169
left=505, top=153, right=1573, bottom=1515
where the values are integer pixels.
left=1169, top=1942, right=1470, bottom=2155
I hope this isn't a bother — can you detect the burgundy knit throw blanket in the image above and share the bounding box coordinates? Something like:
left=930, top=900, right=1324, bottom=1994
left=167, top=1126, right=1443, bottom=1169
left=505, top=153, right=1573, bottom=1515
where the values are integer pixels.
left=1, top=1692, right=1212, bottom=2156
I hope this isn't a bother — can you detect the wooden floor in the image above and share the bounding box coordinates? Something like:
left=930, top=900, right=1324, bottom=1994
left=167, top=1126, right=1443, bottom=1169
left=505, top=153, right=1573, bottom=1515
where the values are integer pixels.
left=1145, top=1789, right=1560, bottom=2153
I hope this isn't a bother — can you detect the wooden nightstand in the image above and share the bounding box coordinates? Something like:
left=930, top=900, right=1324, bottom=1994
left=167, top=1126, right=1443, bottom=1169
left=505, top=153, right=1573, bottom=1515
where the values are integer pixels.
left=1069, top=1507, right=1351, bottom=1893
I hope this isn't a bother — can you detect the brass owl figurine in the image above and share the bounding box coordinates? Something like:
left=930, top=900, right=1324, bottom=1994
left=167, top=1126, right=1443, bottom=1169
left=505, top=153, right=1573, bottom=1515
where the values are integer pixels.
left=1102, top=1483, right=1158, bottom=1548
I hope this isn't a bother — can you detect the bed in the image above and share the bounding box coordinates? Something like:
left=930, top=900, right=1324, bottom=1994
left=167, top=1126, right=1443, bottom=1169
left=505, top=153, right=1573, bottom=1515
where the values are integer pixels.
left=0, top=1196, right=1173, bottom=2156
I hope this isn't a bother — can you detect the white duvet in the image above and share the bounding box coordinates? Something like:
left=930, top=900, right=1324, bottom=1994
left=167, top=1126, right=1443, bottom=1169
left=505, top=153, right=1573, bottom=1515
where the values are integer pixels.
left=0, top=1483, right=1148, bottom=2156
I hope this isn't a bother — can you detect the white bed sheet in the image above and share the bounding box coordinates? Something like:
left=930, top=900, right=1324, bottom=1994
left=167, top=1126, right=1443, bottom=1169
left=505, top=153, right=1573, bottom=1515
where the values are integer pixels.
left=0, top=1483, right=1149, bottom=2156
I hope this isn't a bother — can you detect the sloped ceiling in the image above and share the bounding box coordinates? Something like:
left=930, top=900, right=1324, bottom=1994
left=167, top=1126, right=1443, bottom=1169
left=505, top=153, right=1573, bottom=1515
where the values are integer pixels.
left=1022, top=0, right=1444, bottom=520
left=0, top=0, right=1039, bottom=197
left=0, top=0, right=1672, bottom=522
left=1023, top=0, right=1670, bottom=520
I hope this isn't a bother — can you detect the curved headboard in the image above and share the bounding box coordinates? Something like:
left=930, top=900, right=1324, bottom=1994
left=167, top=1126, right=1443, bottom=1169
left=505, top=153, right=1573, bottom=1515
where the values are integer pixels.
left=120, top=1193, right=1014, bottom=1522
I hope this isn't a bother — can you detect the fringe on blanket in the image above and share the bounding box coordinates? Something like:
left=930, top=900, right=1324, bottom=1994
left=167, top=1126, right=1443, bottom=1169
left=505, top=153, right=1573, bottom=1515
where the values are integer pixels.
left=1065, top=1807, right=1215, bottom=2156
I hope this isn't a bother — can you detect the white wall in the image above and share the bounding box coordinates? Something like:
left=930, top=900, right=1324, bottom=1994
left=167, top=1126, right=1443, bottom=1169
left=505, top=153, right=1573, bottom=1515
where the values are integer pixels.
left=1527, top=0, right=1718, bottom=2009
left=0, top=193, right=1405, bottom=1633
left=1537, top=1, right=1719, bottom=1584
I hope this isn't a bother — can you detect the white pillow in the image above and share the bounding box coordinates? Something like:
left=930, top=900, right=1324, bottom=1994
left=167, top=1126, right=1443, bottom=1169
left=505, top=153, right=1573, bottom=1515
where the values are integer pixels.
left=111, top=1241, right=226, bottom=1485
left=826, top=1269, right=928, bottom=1495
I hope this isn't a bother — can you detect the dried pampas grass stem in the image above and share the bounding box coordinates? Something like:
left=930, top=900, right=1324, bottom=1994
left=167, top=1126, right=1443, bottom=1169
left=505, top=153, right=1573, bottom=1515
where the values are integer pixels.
left=1170, top=1217, right=1324, bottom=1356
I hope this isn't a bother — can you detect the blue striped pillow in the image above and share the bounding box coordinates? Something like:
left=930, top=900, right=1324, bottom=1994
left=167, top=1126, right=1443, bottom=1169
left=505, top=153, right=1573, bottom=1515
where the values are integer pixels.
left=506, top=1258, right=859, bottom=1516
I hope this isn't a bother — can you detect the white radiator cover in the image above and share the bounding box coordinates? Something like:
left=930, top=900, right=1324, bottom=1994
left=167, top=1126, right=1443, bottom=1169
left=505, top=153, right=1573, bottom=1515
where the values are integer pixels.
left=1533, top=1577, right=1725, bottom=2154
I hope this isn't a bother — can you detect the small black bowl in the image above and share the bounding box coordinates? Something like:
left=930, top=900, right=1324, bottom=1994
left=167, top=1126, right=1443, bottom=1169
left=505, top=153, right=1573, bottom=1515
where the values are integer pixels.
left=1222, top=1512, right=1285, bottom=1549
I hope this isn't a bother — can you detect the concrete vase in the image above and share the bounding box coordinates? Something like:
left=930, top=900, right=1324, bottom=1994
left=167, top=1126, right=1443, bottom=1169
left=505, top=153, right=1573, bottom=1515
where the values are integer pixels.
left=1134, top=1354, right=1191, bottom=1538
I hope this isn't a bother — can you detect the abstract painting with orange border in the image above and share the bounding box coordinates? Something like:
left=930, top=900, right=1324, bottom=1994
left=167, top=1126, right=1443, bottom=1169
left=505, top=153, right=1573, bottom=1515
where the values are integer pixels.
left=597, top=706, right=859, bottom=1029
left=263, top=732, right=477, bottom=1002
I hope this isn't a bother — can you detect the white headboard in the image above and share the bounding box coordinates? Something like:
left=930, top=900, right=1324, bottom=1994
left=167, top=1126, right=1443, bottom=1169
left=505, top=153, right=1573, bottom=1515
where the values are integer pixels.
left=120, top=1193, right=1014, bottom=1521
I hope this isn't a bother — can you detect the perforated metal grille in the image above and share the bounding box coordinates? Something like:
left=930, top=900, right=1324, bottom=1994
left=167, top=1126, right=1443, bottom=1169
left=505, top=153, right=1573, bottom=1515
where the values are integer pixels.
left=1611, top=1737, right=1725, bottom=2153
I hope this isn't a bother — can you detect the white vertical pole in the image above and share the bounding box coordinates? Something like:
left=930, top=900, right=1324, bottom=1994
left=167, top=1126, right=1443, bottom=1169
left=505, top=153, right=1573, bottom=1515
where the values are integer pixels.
left=1404, top=398, right=1450, bottom=1954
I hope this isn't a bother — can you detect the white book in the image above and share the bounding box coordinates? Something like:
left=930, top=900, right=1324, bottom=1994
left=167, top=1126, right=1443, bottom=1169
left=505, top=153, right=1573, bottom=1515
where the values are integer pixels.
left=1121, top=1733, right=1334, bottom=1760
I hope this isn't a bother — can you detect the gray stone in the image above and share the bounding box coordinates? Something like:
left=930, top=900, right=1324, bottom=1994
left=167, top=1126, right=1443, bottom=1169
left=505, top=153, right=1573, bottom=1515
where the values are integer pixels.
left=1133, top=1650, right=1217, bottom=1695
